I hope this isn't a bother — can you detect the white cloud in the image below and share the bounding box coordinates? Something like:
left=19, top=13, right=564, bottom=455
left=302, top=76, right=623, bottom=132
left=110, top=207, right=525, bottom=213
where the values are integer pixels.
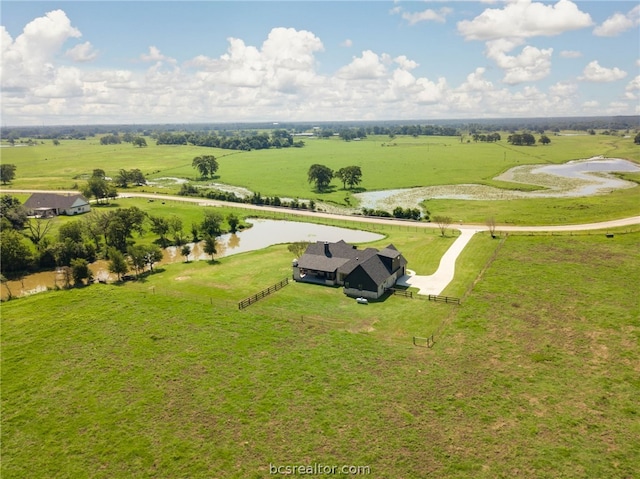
left=457, top=67, right=494, bottom=92
left=140, top=46, right=176, bottom=64
left=457, top=0, right=593, bottom=41
left=579, top=61, right=627, bottom=82
left=583, top=100, right=599, bottom=108
left=341, top=38, right=353, bottom=48
left=337, top=50, right=387, bottom=80
left=394, top=55, right=418, bottom=71
left=1, top=9, right=636, bottom=125
left=559, top=50, right=582, bottom=58
left=457, top=1, right=591, bottom=85
left=33, top=66, right=83, bottom=98
left=625, top=75, right=640, bottom=99
left=549, top=81, right=577, bottom=97
left=485, top=41, right=553, bottom=84
left=66, top=41, right=98, bottom=62
left=401, top=7, right=452, bottom=25
left=593, top=5, right=640, bottom=37
left=1, top=9, right=82, bottom=89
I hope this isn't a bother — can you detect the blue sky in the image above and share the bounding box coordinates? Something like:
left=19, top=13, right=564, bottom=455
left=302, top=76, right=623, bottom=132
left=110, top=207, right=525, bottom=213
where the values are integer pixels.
left=1, top=1, right=639, bottom=125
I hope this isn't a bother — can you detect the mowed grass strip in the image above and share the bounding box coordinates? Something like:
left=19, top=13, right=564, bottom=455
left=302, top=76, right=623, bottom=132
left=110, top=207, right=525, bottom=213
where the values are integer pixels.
left=2, top=231, right=638, bottom=478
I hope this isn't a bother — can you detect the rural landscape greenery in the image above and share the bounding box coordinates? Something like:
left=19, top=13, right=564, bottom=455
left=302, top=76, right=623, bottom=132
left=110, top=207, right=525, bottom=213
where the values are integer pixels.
left=1, top=118, right=639, bottom=478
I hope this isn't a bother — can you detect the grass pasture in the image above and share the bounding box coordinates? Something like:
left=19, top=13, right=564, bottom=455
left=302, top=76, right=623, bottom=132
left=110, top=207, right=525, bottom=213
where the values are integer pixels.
left=2, top=229, right=638, bottom=478
left=2, top=132, right=638, bottom=224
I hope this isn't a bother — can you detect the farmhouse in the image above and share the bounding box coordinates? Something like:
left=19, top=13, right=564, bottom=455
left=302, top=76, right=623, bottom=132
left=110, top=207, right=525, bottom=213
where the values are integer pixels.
left=293, top=240, right=407, bottom=299
left=24, top=192, right=91, bottom=217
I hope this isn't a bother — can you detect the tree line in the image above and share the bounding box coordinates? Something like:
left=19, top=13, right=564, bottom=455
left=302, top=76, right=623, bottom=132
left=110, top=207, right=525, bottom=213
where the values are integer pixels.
left=0, top=194, right=237, bottom=297
left=155, top=129, right=305, bottom=151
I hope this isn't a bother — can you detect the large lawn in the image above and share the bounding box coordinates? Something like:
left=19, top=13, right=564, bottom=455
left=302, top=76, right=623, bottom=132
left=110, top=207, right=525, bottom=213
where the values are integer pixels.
left=2, top=132, right=638, bottom=225
left=2, top=231, right=638, bottom=478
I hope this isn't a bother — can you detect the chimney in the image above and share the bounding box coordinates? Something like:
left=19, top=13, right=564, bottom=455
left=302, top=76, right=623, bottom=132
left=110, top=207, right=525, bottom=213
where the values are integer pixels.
left=324, top=242, right=330, bottom=256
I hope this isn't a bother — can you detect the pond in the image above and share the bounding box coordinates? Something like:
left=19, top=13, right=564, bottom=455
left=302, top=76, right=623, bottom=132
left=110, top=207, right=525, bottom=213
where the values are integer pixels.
left=2, top=219, right=384, bottom=299
left=167, top=218, right=384, bottom=261
left=354, top=157, right=640, bottom=210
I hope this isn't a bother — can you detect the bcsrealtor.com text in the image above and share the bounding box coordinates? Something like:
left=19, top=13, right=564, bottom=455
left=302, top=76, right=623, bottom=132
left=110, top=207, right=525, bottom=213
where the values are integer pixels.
left=269, top=463, right=371, bottom=475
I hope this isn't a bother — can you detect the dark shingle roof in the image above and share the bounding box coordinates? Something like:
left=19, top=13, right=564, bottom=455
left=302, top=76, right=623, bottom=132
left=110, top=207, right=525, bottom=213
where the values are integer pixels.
left=24, top=193, right=89, bottom=210
left=353, top=257, right=393, bottom=286
left=297, top=241, right=406, bottom=282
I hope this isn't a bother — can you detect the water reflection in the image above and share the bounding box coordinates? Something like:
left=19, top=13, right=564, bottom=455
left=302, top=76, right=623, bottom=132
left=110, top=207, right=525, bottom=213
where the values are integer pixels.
left=2, top=219, right=383, bottom=299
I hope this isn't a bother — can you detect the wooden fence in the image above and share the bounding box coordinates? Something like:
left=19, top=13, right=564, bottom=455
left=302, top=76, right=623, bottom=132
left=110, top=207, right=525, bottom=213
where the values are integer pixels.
left=387, top=288, right=413, bottom=298
left=238, top=278, right=289, bottom=310
left=427, top=294, right=460, bottom=305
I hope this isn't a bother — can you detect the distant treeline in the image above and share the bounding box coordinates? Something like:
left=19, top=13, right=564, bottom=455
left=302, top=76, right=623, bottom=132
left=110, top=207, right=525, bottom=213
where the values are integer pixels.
left=2, top=116, right=638, bottom=141
left=155, top=129, right=305, bottom=150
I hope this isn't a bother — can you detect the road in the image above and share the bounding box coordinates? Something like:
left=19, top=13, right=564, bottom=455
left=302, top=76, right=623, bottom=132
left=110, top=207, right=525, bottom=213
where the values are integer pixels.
left=7, top=189, right=640, bottom=232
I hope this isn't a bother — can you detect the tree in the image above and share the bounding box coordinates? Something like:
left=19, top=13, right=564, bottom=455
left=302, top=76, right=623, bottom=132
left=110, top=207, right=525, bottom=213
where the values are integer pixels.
left=25, top=218, right=54, bottom=249
left=433, top=215, right=452, bottom=237
left=1, top=273, right=14, bottom=300
left=190, top=222, right=199, bottom=242
left=307, top=164, right=333, bottom=191
left=168, top=215, right=185, bottom=245
left=128, top=169, right=146, bottom=186
left=336, top=166, right=362, bottom=190
left=103, top=207, right=146, bottom=252
left=287, top=241, right=310, bottom=258
left=133, top=137, right=147, bottom=147
left=70, top=258, right=92, bottom=286
left=83, top=175, right=111, bottom=204
left=486, top=217, right=497, bottom=238
left=143, top=245, right=163, bottom=272
left=192, top=155, right=219, bottom=179
left=181, top=244, right=191, bottom=262
left=108, top=248, right=128, bottom=281
left=343, top=166, right=362, bottom=189
left=115, top=169, right=130, bottom=188
left=149, top=215, right=170, bottom=247
left=127, top=245, right=147, bottom=277
left=0, top=164, right=17, bottom=184
left=539, top=135, right=551, bottom=145
left=59, top=221, right=84, bottom=244
left=0, top=229, right=33, bottom=274
left=227, top=213, right=239, bottom=233
left=203, top=234, right=217, bottom=260
left=0, top=195, right=28, bottom=230
left=201, top=210, right=223, bottom=237
left=634, top=132, right=640, bottom=145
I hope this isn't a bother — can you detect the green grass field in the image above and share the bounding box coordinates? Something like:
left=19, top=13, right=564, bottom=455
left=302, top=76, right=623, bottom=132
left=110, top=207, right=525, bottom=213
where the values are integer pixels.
left=2, top=230, right=638, bottom=478
left=1, top=129, right=639, bottom=477
left=2, top=132, right=638, bottom=224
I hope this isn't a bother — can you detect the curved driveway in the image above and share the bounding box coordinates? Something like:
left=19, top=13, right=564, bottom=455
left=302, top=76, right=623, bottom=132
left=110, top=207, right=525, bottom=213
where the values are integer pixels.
left=6, top=189, right=639, bottom=296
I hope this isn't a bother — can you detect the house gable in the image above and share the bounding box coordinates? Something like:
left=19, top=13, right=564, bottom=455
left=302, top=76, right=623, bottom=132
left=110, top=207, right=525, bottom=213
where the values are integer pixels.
left=293, top=240, right=408, bottom=298
left=24, top=193, right=91, bottom=216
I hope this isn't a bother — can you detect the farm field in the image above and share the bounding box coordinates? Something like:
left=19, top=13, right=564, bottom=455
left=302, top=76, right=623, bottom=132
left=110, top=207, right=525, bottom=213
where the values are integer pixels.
left=2, top=132, right=638, bottom=225
left=2, top=230, right=638, bottom=478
